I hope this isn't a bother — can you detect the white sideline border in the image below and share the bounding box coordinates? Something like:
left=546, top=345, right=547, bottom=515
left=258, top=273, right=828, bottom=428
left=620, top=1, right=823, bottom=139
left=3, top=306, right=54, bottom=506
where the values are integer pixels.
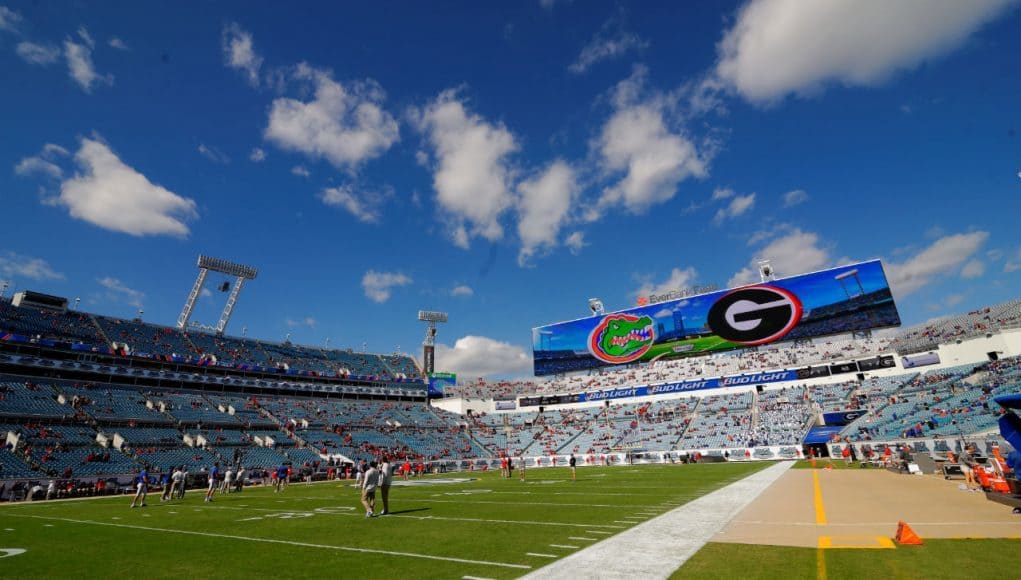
left=521, top=461, right=794, bottom=580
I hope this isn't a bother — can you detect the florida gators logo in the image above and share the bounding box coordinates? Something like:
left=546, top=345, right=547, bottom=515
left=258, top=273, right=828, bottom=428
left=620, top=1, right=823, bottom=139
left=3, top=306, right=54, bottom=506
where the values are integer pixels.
left=588, top=314, right=656, bottom=364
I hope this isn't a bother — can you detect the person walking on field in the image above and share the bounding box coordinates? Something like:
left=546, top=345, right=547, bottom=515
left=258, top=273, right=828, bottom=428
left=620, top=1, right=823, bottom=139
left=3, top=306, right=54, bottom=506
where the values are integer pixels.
left=378, top=456, right=393, bottom=516
left=361, top=461, right=380, bottom=518
left=569, top=453, right=577, bottom=482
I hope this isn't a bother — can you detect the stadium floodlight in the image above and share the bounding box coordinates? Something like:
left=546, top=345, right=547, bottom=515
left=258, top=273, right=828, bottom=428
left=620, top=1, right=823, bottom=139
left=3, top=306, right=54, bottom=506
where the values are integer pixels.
left=588, top=298, right=605, bottom=316
left=418, top=310, right=449, bottom=375
left=758, top=260, right=775, bottom=282
left=177, top=255, right=259, bottom=334
left=418, top=310, right=448, bottom=323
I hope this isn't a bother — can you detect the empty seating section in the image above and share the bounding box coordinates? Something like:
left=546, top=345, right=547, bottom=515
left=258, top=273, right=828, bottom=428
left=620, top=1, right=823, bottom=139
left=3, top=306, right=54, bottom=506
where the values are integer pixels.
left=239, top=447, right=291, bottom=469
left=0, top=380, right=71, bottom=419
left=143, top=447, right=219, bottom=471
left=59, top=384, right=169, bottom=423
left=93, top=316, right=196, bottom=357
left=285, top=448, right=322, bottom=466
left=0, top=449, right=36, bottom=478
left=0, top=301, right=105, bottom=346
left=187, top=332, right=269, bottom=365
left=891, top=298, right=1021, bottom=354
left=247, top=430, right=296, bottom=446
left=158, top=392, right=238, bottom=425
left=29, top=446, right=138, bottom=477
left=190, top=429, right=250, bottom=446
left=106, top=426, right=181, bottom=446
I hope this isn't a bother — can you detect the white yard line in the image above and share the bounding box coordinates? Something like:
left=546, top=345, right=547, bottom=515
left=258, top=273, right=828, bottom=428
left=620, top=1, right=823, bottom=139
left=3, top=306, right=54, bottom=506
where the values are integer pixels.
left=548, top=544, right=578, bottom=549
left=4, top=513, right=531, bottom=570
left=567, top=537, right=597, bottom=541
left=526, top=553, right=559, bottom=558
left=193, top=504, right=624, bottom=529
left=522, top=461, right=794, bottom=580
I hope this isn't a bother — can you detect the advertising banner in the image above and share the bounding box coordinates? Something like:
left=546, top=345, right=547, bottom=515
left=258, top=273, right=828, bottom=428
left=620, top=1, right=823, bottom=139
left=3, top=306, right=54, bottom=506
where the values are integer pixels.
left=427, top=373, right=456, bottom=397
left=532, top=260, right=900, bottom=376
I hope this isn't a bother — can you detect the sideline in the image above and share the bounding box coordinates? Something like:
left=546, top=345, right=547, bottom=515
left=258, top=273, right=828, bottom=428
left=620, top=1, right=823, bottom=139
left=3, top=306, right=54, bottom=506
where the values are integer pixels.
left=521, top=461, right=794, bottom=580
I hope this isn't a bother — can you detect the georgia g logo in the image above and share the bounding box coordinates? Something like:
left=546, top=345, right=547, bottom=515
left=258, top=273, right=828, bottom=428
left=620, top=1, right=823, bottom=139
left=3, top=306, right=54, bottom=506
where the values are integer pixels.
left=706, top=285, right=802, bottom=345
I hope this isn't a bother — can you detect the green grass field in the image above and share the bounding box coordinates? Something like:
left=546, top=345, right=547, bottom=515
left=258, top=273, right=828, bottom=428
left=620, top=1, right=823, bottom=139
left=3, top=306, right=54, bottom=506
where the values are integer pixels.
left=1, top=463, right=1015, bottom=579
left=0, top=463, right=764, bottom=579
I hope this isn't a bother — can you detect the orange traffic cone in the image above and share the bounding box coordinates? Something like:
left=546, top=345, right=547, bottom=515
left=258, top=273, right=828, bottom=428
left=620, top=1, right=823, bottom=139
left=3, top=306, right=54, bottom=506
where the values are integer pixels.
left=895, top=521, right=923, bottom=545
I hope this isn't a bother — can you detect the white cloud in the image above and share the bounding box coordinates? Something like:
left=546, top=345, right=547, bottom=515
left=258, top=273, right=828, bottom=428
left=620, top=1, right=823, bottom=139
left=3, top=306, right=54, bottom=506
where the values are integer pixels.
left=222, top=22, right=263, bottom=87
left=783, top=189, right=809, bottom=207
left=0, top=5, right=22, bottom=33
left=16, top=41, right=60, bottom=65
left=410, top=90, right=518, bottom=248
left=361, top=270, right=412, bottom=303
left=564, top=231, right=587, bottom=255
left=197, top=144, right=230, bottom=164
left=944, top=293, right=966, bottom=307
left=636, top=266, right=698, bottom=299
left=713, top=192, right=756, bottom=224
left=961, top=259, right=985, bottom=279
left=435, top=335, right=532, bottom=378
left=318, top=185, right=385, bottom=223
left=593, top=67, right=708, bottom=217
left=64, top=28, right=112, bottom=92
left=729, top=228, right=831, bottom=286
left=14, top=143, right=69, bottom=180
left=53, top=137, right=197, bottom=237
left=291, top=165, right=311, bottom=178
left=0, top=251, right=65, bottom=281
left=451, top=285, right=474, bottom=298
left=108, top=37, right=128, bottom=50
left=285, top=317, right=317, bottom=329
left=516, top=160, right=578, bottom=265
left=199, top=288, right=213, bottom=299
left=886, top=231, right=989, bottom=296
left=97, top=276, right=144, bottom=309
left=265, top=64, right=399, bottom=171
left=1005, top=249, right=1021, bottom=273
left=249, top=148, right=266, bottom=162
left=711, top=187, right=734, bottom=200
left=569, top=19, right=648, bottom=74
left=715, top=0, right=1017, bottom=103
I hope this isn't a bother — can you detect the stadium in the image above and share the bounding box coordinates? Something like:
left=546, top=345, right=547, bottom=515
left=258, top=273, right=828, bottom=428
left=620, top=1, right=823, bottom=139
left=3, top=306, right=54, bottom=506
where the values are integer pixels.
left=5, top=1, right=1021, bottom=578
left=1, top=255, right=1020, bottom=579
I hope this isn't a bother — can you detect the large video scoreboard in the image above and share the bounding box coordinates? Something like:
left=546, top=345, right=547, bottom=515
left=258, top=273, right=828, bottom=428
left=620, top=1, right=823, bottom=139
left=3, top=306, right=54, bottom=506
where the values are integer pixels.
left=532, top=260, right=900, bottom=376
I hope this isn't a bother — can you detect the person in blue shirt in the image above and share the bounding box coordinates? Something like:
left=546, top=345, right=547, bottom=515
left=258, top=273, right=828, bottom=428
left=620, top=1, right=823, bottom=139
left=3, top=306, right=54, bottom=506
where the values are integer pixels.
left=275, top=464, right=288, bottom=493
left=130, top=468, right=148, bottom=508
left=204, top=463, right=219, bottom=503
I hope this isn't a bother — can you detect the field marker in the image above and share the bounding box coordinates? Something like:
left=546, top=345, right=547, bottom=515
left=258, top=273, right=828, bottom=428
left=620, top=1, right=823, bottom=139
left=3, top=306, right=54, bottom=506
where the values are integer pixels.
left=43, top=524, right=53, bottom=527
left=585, top=531, right=612, bottom=535
left=567, top=537, right=597, bottom=541
left=526, top=553, right=558, bottom=558
left=462, top=576, right=494, bottom=580
left=4, top=513, right=532, bottom=570
left=548, top=544, right=578, bottom=549
left=4, top=528, right=13, bottom=531
left=812, top=471, right=827, bottom=525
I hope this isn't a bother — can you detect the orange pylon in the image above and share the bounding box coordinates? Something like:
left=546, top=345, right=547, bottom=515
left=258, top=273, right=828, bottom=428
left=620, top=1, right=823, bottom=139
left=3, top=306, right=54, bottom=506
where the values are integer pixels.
left=895, top=521, right=923, bottom=545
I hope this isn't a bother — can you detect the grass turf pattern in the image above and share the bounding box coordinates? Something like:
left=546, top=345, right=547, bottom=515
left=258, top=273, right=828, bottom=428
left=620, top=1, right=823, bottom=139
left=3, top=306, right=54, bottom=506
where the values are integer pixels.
left=0, top=462, right=766, bottom=579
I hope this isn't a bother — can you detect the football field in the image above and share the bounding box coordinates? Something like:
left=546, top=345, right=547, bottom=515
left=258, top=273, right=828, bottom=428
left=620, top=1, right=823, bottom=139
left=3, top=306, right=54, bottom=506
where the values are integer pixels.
left=0, top=463, right=765, bottom=579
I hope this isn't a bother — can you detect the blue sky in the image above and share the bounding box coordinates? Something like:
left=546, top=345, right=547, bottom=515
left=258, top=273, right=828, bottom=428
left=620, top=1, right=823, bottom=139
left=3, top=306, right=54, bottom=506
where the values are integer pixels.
left=1, top=0, right=1020, bottom=378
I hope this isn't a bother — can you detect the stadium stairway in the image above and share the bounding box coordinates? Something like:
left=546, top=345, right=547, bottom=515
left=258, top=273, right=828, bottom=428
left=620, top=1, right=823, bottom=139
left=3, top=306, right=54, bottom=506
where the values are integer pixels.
left=87, top=315, right=112, bottom=347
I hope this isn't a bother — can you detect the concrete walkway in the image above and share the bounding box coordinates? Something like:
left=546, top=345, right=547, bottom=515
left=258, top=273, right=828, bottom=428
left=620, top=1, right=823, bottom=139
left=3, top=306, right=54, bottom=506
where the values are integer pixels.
left=522, top=461, right=794, bottom=580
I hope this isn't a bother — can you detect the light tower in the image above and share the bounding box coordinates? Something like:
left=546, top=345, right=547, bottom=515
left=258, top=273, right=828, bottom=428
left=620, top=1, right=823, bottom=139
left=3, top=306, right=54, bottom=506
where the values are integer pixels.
left=418, top=310, right=448, bottom=375
left=177, top=255, right=258, bottom=335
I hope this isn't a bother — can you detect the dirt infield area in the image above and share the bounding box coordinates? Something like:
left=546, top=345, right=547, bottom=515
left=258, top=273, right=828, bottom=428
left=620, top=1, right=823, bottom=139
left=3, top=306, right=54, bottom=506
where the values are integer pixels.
left=715, top=466, right=1021, bottom=548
